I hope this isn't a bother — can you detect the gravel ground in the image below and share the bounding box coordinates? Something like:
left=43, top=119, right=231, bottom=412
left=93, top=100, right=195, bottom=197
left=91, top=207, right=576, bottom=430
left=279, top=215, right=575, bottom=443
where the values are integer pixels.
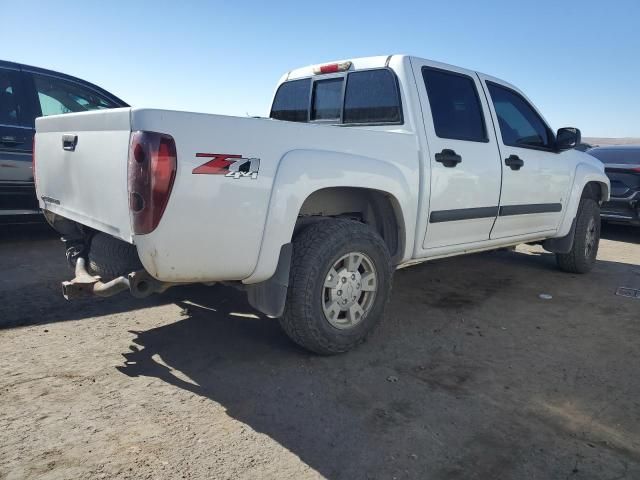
left=0, top=224, right=639, bottom=480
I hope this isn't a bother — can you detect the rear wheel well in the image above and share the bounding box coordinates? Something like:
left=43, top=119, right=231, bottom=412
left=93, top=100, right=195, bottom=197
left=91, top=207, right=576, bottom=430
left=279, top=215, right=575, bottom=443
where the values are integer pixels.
left=295, top=187, right=404, bottom=263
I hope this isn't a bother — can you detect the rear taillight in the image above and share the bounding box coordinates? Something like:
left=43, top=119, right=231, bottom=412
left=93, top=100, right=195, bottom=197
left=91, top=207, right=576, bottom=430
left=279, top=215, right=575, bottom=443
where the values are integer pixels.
left=128, top=131, right=177, bottom=235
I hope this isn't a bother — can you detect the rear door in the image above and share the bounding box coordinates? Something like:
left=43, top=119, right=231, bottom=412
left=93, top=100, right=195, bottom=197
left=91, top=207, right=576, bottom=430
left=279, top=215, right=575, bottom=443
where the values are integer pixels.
left=410, top=59, right=502, bottom=249
left=479, top=76, right=572, bottom=238
left=0, top=66, right=38, bottom=215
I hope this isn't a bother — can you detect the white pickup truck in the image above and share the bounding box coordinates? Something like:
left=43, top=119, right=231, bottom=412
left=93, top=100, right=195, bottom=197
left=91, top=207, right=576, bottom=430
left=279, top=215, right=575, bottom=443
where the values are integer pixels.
left=35, top=55, right=609, bottom=354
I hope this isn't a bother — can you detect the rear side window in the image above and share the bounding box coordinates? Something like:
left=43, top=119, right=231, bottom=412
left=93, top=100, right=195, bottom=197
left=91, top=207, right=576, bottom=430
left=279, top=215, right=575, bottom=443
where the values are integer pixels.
left=422, top=67, right=487, bottom=142
left=311, top=78, right=343, bottom=121
left=344, top=70, right=401, bottom=124
left=588, top=148, right=640, bottom=164
left=33, top=73, right=118, bottom=117
left=487, top=82, right=552, bottom=149
left=270, top=78, right=310, bottom=122
left=0, top=69, right=23, bottom=126
left=270, top=68, right=403, bottom=125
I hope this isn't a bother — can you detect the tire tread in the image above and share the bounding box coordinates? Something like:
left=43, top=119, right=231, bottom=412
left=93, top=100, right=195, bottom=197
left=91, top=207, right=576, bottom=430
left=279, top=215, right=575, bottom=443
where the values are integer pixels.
left=279, top=219, right=392, bottom=355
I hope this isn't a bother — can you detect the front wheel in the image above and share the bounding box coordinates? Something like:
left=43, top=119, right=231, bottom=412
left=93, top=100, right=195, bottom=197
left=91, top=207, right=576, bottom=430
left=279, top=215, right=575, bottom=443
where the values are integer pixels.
left=556, top=198, right=601, bottom=273
left=280, top=219, right=393, bottom=355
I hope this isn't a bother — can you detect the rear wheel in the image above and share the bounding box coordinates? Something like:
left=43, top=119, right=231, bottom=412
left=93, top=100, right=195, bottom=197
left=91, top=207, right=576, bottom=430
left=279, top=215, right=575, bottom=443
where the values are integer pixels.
left=556, top=198, right=600, bottom=273
left=280, top=219, right=392, bottom=355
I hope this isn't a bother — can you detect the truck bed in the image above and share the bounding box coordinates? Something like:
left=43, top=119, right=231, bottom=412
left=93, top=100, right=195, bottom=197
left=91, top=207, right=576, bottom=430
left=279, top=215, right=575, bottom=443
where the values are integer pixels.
left=35, top=108, right=418, bottom=282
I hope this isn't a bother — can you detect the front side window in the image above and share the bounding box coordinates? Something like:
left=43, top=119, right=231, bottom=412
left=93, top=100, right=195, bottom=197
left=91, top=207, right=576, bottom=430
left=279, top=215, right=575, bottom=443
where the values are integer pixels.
left=487, top=82, right=552, bottom=149
left=270, top=78, right=310, bottom=122
left=422, top=67, right=487, bottom=142
left=343, top=69, right=401, bottom=124
left=0, top=70, right=22, bottom=126
left=311, top=78, right=343, bottom=121
left=33, top=73, right=118, bottom=117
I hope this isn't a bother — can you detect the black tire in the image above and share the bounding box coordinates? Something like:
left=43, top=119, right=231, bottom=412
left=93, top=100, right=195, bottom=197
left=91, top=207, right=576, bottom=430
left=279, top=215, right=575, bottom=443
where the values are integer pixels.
left=88, top=233, right=143, bottom=279
left=280, top=219, right=393, bottom=355
left=556, top=198, right=600, bottom=273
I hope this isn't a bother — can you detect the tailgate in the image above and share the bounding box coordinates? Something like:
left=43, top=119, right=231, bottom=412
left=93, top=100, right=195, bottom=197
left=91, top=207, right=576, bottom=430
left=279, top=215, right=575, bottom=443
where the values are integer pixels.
left=35, top=108, right=133, bottom=241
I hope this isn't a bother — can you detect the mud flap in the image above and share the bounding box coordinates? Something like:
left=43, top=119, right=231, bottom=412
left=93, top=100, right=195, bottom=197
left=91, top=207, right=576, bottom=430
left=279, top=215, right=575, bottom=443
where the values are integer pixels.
left=246, top=243, right=292, bottom=317
left=542, top=217, right=577, bottom=254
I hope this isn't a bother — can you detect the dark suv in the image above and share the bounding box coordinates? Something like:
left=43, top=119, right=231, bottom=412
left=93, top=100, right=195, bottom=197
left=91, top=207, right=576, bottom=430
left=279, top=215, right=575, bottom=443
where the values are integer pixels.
left=0, top=60, right=127, bottom=224
left=588, top=145, right=640, bottom=226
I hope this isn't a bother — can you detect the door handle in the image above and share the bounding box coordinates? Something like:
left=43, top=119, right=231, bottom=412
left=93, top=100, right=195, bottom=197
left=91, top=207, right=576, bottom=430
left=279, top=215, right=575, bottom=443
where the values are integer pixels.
left=505, top=154, right=524, bottom=171
left=62, top=134, right=78, bottom=151
left=435, top=149, right=462, bottom=168
left=0, top=135, right=24, bottom=147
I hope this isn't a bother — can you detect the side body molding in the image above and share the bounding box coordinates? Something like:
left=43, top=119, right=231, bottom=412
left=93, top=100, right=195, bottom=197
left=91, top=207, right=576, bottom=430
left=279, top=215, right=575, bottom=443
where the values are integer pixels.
left=243, top=149, right=417, bottom=284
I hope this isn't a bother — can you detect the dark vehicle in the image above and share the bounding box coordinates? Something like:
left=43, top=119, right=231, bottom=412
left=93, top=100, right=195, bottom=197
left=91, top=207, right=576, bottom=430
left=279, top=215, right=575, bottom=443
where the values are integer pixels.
left=0, top=60, right=127, bottom=225
left=588, top=145, right=640, bottom=226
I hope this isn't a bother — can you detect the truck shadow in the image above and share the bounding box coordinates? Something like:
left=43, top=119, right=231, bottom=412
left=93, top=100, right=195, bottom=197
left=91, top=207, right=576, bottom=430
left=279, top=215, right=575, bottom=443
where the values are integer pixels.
left=115, top=247, right=640, bottom=479
left=3, top=225, right=638, bottom=477
left=116, top=285, right=460, bottom=479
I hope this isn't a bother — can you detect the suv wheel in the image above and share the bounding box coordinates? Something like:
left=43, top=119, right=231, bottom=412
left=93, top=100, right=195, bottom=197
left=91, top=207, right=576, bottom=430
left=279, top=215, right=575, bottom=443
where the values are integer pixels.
left=280, top=219, right=392, bottom=354
left=556, top=198, right=600, bottom=273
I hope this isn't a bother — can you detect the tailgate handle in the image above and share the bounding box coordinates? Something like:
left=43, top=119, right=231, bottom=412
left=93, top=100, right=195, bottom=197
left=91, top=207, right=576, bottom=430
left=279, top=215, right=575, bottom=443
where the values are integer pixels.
left=62, top=134, right=78, bottom=151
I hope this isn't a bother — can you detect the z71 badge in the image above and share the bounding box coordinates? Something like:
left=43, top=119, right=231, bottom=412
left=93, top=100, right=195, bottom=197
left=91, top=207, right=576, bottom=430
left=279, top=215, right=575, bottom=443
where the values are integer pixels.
left=193, top=153, right=260, bottom=179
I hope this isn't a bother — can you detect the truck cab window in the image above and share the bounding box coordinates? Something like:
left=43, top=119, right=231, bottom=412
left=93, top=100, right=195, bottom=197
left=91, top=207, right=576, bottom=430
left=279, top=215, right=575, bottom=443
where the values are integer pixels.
left=271, top=69, right=402, bottom=125
left=270, top=78, right=310, bottom=122
left=343, top=70, right=401, bottom=124
left=487, top=82, right=552, bottom=149
left=422, top=67, right=487, bottom=142
left=33, top=73, right=118, bottom=117
left=311, top=78, right=343, bottom=121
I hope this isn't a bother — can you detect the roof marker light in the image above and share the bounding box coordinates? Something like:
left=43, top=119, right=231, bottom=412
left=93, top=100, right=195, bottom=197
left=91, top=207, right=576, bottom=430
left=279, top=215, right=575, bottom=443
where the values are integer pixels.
left=313, top=61, right=352, bottom=75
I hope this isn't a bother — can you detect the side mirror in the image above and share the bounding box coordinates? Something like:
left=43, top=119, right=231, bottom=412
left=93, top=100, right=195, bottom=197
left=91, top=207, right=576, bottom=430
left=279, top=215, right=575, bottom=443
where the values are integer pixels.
left=556, top=127, right=581, bottom=151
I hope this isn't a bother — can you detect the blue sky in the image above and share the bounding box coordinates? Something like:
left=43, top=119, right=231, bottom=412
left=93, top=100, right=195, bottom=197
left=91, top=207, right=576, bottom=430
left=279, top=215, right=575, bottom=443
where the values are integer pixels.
left=3, top=0, right=639, bottom=137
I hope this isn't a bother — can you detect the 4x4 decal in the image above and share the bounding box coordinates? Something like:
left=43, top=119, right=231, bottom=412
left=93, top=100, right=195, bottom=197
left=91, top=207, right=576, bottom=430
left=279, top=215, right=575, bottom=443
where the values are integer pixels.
left=193, top=153, right=260, bottom=179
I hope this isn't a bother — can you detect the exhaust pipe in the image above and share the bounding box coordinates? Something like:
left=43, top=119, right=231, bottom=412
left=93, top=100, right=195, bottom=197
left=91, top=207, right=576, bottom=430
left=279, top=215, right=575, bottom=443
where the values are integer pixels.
left=61, top=257, right=175, bottom=300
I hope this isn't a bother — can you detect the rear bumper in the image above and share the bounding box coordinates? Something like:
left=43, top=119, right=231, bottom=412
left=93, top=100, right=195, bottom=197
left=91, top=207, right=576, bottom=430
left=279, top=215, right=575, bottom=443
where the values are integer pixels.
left=601, top=192, right=640, bottom=225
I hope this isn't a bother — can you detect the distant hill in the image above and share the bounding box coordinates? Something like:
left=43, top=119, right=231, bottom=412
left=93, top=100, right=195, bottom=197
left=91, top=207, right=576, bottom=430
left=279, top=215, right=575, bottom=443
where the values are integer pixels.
left=583, top=137, right=640, bottom=146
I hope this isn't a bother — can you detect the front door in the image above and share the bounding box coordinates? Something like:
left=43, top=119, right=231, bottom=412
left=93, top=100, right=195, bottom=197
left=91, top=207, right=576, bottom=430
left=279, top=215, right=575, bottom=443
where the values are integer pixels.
left=478, top=76, right=573, bottom=238
left=411, top=59, right=502, bottom=249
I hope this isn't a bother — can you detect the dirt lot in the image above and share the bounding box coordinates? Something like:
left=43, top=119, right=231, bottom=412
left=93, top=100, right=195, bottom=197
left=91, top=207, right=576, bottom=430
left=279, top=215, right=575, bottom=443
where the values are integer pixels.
left=0, top=224, right=639, bottom=480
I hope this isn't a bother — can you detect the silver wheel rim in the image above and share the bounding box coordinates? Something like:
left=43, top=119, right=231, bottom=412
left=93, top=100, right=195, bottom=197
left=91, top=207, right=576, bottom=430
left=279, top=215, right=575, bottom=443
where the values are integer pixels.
left=585, top=217, right=597, bottom=258
left=322, top=252, right=378, bottom=330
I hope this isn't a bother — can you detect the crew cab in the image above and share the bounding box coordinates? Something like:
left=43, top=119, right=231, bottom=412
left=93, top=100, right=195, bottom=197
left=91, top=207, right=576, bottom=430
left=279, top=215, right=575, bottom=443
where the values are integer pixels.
left=34, top=55, right=609, bottom=354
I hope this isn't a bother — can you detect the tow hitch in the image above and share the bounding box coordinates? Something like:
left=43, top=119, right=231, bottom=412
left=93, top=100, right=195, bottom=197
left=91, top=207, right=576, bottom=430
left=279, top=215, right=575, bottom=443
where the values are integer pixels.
left=61, top=257, right=174, bottom=300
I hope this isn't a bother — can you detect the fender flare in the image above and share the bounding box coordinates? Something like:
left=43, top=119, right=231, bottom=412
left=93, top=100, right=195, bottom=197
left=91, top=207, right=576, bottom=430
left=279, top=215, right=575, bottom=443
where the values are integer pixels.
left=553, top=162, right=610, bottom=239
left=243, top=149, right=416, bottom=284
